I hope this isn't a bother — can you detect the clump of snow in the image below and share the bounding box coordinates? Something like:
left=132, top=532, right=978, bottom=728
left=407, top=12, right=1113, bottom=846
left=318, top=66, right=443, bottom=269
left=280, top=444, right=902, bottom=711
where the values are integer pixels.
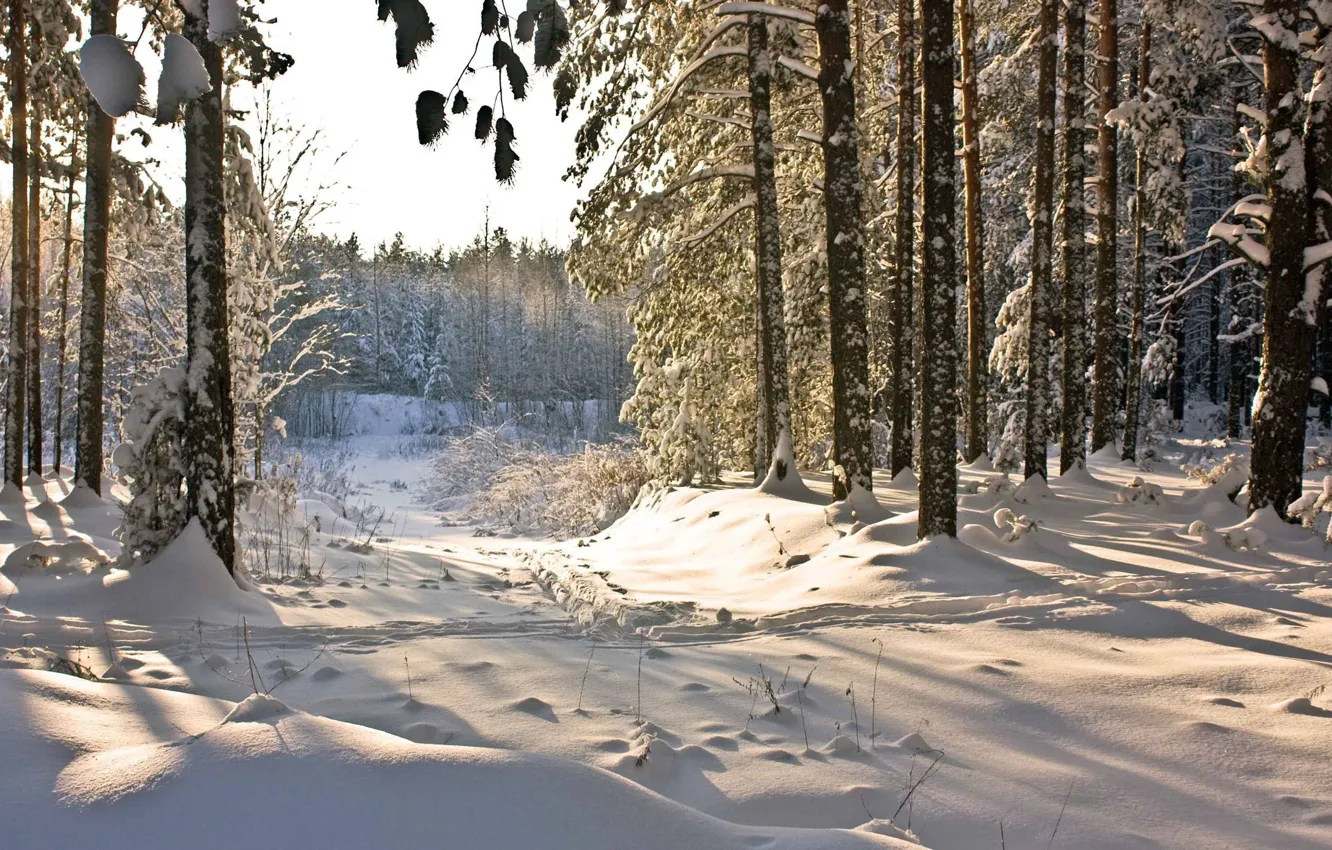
left=79, top=35, right=145, bottom=118
left=223, top=693, right=290, bottom=724
left=155, top=34, right=212, bottom=124
left=1116, top=476, right=1165, bottom=506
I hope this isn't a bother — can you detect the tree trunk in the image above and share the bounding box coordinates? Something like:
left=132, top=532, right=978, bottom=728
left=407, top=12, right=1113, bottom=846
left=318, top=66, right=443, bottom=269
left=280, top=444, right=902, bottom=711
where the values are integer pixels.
left=959, top=0, right=986, bottom=464
left=817, top=0, right=872, bottom=500
left=76, top=0, right=118, bottom=495
left=1248, top=0, right=1312, bottom=518
left=1059, top=0, right=1087, bottom=473
left=183, top=3, right=237, bottom=571
left=55, top=145, right=75, bottom=473
left=1307, top=13, right=1332, bottom=430
left=28, top=79, right=43, bottom=477
left=917, top=0, right=957, bottom=537
left=1122, top=24, right=1150, bottom=462
left=1024, top=0, right=1057, bottom=482
left=1089, top=0, right=1120, bottom=452
left=747, top=14, right=793, bottom=478
left=6, top=0, right=28, bottom=489
left=888, top=0, right=915, bottom=477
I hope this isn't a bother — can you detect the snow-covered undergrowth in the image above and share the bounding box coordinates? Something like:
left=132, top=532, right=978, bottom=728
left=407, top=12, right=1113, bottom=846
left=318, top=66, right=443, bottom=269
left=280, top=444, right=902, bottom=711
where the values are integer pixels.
left=421, top=426, right=650, bottom=538
left=3, top=418, right=1332, bottom=849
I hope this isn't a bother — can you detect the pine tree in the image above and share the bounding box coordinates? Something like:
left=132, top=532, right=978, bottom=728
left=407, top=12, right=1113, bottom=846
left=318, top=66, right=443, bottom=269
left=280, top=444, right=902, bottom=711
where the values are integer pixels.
left=1090, top=0, right=1120, bottom=453
left=1122, top=22, right=1150, bottom=463
left=889, top=0, right=915, bottom=477
left=1248, top=0, right=1314, bottom=517
left=1059, top=0, right=1087, bottom=473
left=959, top=0, right=986, bottom=464
left=817, top=0, right=872, bottom=500
left=54, top=141, right=77, bottom=472
left=6, top=0, right=29, bottom=489
left=27, top=31, right=43, bottom=478
left=182, top=1, right=237, bottom=571
left=1024, top=0, right=1057, bottom=482
left=917, top=0, right=957, bottom=537
left=75, top=0, right=118, bottom=496
left=745, top=14, right=793, bottom=479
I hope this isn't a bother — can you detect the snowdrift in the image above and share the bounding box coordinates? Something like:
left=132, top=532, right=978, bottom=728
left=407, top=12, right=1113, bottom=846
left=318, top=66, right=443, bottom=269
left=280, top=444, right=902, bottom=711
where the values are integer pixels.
left=0, top=670, right=918, bottom=850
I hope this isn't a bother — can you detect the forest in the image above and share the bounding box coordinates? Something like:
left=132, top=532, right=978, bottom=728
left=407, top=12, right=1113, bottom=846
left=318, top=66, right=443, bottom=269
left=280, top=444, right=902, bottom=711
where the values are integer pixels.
left=1, top=1, right=1331, bottom=849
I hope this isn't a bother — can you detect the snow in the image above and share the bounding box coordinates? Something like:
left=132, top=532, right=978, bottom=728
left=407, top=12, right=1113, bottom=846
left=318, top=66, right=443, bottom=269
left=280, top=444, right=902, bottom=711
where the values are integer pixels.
left=79, top=35, right=145, bottom=118
left=0, top=672, right=910, bottom=850
left=4, top=403, right=1332, bottom=849
left=156, top=34, right=212, bottom=125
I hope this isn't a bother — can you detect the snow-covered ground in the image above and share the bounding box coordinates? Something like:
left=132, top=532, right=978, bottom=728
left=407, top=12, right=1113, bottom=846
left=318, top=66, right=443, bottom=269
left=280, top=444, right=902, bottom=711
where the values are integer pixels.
left=3, top=428, right=1332, bottom=849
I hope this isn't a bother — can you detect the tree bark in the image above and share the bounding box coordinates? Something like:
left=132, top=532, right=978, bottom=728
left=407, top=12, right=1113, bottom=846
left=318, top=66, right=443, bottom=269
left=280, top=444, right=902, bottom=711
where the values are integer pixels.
left=1024, top=0, right=1057, bottom=482
left=28, top=71, right=43, bottom=477
left=183, top=2, right=237, bottom=571
left=889, top=0, right=915, bottom=478
left=1090, top=0, right=1120, bottom=452
left=55, top=144, right=75, bottom=473
left=1122, top=24, right=1150, bottom=463
left=1306, top=12, right=1332, bottom=430
left=1248, top=0, right=1312, bottom=517
left=960, top=0, right=986, bottom=464
left=1059, top=0, right=1087, bottom=473
left=747, top=14, right=793, bottom=478
left=76, top=0, right=118, bottom=495
left=817, top=0, right=872, bottom=500
left=916, top=0, right=957, bottom=537
left=6, top=0, right=28, bottom=489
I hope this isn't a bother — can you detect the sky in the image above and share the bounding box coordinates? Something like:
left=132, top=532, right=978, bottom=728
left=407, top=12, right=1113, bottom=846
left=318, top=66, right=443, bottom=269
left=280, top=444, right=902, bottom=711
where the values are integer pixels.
left=253, top=1, right=584, bottom=252
left=97, top=1, right=585, bottom=255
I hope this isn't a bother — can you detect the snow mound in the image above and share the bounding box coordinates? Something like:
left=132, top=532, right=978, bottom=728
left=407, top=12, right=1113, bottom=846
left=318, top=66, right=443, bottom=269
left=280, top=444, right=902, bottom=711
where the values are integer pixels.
left=79, top=35, right=145, bottom=118
left=0, top=670, right=916, bottom=849
left=155, top=34, right=211, bottom=124
left=98, top=519, right=271, bottom=622
left=1, top=539, right=110, bottom=575
left=58, top=483, right=108, bottom=511
left=757, top=432, right=819, bottom=501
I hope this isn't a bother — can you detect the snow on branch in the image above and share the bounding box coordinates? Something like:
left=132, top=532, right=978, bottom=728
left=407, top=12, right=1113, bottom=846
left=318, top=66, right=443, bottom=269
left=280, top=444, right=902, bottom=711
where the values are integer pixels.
left=777, top=55, right=818, bottom=81
left=1208, top=221, right=1270, bottom=268
left=673, top=194, right=757, bottom=249
left=716, top=2, right=816, bottom=25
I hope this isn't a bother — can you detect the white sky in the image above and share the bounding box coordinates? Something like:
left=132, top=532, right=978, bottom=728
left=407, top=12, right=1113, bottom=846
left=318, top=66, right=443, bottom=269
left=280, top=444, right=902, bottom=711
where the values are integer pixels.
left=94, top=1, right=584, bottom=254
left=254, top=0, right=583, bottom=252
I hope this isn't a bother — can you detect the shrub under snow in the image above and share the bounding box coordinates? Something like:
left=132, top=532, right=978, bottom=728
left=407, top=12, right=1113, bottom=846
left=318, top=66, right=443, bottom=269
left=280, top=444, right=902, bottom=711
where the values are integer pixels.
left=423, top=429, right=650, bottom=539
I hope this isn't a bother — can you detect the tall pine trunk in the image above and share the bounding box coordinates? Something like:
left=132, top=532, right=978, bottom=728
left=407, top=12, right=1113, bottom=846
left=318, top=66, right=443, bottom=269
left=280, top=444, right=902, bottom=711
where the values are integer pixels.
left=889, top=0, right=915, bottom=477
left=1122, top=23, right=1150, bottom=463
left=959, top=0, right=987, bottom=464
left=746, top=15, right=793, bottom=477
left=1248, top=0, right=1312, bottom=517
left=1024, top=0, right=1057, bottom=482
left=76, top=0, right=118, bottom=495
left=817, top=0, right=872, bottom=500
left=55, top=145, right=75, bottom=473
left=1090, top=0, right=1120, bottom=452
left=6, top=0, right=28, bottom=490
left=917, top=0, right=957, bottom=537
left=28, top=81, right=43, bottom=477
left=183, top=3, right=237, bottom=571
left=1059, top=0, right=1087, bottom=473
left=1306, top=13, right=1332, bottom=430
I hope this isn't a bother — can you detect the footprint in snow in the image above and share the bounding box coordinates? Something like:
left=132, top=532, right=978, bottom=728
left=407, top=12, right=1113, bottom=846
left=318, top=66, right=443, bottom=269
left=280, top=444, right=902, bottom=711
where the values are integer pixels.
left=702, top=735, right=739, bottom=751
left=678, top=682, right=710, bottom=692
left=327, top=599, right=348, bottom=608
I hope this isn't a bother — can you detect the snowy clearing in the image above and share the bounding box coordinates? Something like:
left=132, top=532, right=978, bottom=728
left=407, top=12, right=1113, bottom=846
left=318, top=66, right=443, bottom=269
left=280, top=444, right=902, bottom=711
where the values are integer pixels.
left=3, top=429, right=1331, bottom=850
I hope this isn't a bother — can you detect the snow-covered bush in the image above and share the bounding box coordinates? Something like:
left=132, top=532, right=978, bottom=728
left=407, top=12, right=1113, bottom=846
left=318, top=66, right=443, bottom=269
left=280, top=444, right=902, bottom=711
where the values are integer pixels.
left=1140, top=400, right=1176, bottom=464
left=115, top=369, right=189, bottom=565
left=424, top=430, right=650, bottom=538
left=993, top=507, right=1038, bottom=542
left=1307, top=438, right=1332, bottom=472
left=1182, top=452, right=1249, bottom=502
left=1116, top=476, right=1165, bottom=506
left=1288, top=477, right=1332, bottom=543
